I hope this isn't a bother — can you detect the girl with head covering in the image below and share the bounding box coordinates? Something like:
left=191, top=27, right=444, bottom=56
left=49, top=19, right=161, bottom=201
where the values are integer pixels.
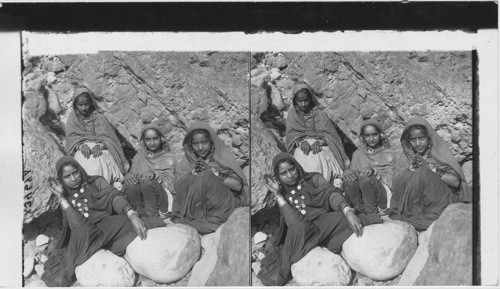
left=123, top=124, right=175, bottom=218
left=343, top=119, right=396, bottom=215
left=390, top=117, right=470, bottom=231
left=65, top=86, right=129, bottom=184
left=171, top=121, right=249, bottom=234
left=41, top=156, right=164, bottom=287
left=257, top=153, right=381, bottom=286
left=285, top=83, right=349, bottom=187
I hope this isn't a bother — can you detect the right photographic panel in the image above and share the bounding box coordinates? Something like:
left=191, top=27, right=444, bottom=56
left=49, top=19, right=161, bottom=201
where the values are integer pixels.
left=250, top=51, right=473, bottom=286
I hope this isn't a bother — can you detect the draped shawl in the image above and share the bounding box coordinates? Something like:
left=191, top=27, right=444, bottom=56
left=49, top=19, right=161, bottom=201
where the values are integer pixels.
left=176, top=121, right=249, bottom=204
left=131, top=124, right=175, bottom=190
left=393, top=117, right=470, bottom=203
left=350, top=119, right=396, bottom=188
left=285, top=83, right=349, bottom=169
left=65, top=87, right=128, bottom=174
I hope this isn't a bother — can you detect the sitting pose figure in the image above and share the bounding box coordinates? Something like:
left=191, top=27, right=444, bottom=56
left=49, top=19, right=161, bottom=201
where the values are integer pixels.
left=65, top=86, right=129, bottom=184
left=257, top=153, right=381, bottom=286
left=391, top=117, right=470, bottom=231
left=171, top=122, right=248, bottom=234
left=285, top=82, right=349, bottom=187
left=343, top=119, right=396, bottom=215
left=123, top=124, right=175, bottom=218
left=41, top=156, right=164, bottom=287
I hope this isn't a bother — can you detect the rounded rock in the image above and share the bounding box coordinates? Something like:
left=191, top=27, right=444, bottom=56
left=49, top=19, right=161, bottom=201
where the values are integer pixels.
left=341, top=220, right=418, bottom=281
left=291, top=247, right=352, bottom=286
left=125, top=225, right=201, bottom=284
left=75, top=249, right=135, bottom=287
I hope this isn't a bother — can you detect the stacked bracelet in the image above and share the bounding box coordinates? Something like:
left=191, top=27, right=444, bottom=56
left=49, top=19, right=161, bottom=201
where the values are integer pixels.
left=127, top=209, right=138, bottom=218
left=343, top=205, right=354, bottom=215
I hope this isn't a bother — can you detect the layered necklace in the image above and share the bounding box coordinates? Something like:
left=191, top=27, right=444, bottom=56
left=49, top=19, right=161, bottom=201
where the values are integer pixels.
left=71, top=186, right=90, bottom=218
left=287, top=182, right=307, bottom=215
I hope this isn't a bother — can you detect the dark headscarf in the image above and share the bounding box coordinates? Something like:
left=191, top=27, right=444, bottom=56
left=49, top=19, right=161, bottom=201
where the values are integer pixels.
left=394, top=117, right=470, bottom=202
left=285, top=83, right=349, bottom=169
left=350, top=119, right=396, bottom=188
left=65, top=87, right=129, bottom=174
left=177, top=121, right=249, bottom=204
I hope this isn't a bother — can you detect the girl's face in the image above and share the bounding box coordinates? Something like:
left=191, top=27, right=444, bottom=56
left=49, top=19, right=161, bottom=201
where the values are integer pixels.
left=191, top=132, right=212, bottom=159
left=362, top=125, right=382, bottom=149
left=277, top=160, right=299, bottom=186
left=408, top=128, right=430, bottom=155
left=61, top=164, right=82, bottom=189
left=295, top=91, right=312, bottom=113
left=75, top=94, right=93, bottom=117
left=143, top=129, right=162, bottom=153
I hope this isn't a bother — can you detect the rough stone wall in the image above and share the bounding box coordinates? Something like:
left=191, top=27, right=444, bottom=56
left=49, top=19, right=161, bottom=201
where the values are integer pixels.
left=23, top=52, right=249, bottom=223
left=251, top=51, right=473, bottom=214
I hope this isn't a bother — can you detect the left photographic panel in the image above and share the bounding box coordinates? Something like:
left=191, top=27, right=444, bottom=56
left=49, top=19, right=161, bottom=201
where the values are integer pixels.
left=22, top=32, right=250, bottom=287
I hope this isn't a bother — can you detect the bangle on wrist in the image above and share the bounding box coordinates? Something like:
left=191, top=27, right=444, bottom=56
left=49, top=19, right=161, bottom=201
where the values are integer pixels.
left=343, top=205, right=354, bottom=215
left=127, top=209, right=138, bottom=219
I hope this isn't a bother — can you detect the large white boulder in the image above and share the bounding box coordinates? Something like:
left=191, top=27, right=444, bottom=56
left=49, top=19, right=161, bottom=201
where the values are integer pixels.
left=291, top=247, right=352, bottom=286
left=75, top=249, right=135, bottom=287
left=125, top=225, right=201, bottom=284
left=341, top=220, right=417, bottom=281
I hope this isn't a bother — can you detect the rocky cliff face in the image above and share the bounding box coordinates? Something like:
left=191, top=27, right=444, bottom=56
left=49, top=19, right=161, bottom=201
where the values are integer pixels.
left=250, top=51, right=473, bottom=214
left=22, top=51, right=249, bottom=223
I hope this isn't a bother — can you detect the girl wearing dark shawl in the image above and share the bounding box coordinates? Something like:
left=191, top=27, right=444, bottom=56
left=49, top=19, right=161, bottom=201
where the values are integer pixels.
left=390, top=117, right=470, bottom=231
left=124, top=124, right=175, bottom=218
left=171, top=122, right=249, bottom=234
left=41, top=156, right=164, bottom=287
left=343, top=119, right=396, bottom=215
left=285, top=83, right=349, bottom=187
left=257, top=153, right=381, bottom=286
left=65, top=86, right=129, bottom=184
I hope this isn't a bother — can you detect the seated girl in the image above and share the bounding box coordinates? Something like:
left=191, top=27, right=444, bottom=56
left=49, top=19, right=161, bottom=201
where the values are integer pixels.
left=343, top=119, right=396, bottom=215
left=391, top=117, right=470, bottom=231
left=285, top=83, right=349, bottom=187
left=65, top=86, right=129, bottom=184
left=41, top=156, right=164, bottom=287
left=123, top=124, right=175, bottom=218
left=171, top=122, right=248, bottom=234
left=257, top=153, right=381, bottom=286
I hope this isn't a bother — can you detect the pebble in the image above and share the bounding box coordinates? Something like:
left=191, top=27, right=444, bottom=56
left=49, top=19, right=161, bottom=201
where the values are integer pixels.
left=35, top=234, right=50, bottom=247
left=23, top=256, right=35, bottom=277
left=258, top=252, right=266, bottom=261
left=252, top=262, right=262, bottom=274
left=253, top=232, right=268, bottom=244
left=35, top=264, right=44, bottom=276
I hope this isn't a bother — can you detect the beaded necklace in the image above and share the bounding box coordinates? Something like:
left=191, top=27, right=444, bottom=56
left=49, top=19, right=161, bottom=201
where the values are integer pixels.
left=287, top=182, right=307, bottom=215
left=71, top=186, right=90, bottom=218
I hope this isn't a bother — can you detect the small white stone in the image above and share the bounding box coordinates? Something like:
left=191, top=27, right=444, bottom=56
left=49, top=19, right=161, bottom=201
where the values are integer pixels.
left=258, top=252, right=266, bottom=260
left=253, top=232, right=268, bottom=244
left=23, top=257, right=35, bottom=277
left=252, top=262, right=262, bottom=274
left=35, top=234, right=50, bottom=247
left=40, top=255, right=48, bottom=263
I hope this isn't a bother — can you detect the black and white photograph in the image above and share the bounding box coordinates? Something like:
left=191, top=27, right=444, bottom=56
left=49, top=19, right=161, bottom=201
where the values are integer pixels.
left=250, top=51, right=474, bottom=286
left=21, top=37, right=250, bottom=287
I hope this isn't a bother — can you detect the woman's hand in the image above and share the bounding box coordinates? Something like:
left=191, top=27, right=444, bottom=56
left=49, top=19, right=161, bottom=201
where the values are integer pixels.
left=358, top=167, right=374, bottom=179
left=310, top=141, right=322, bottom=155
left=345, top=210, right=363, bottom=237
left=343, top=168, right=358, bottom=182
left=48, top=178, right=64, bottom=200
left=124, top=173, right=139, bottom=186
left=81, top=144, right=91, bottom=159
left=194, top=160, right=208, bottom=173
left=300, top=141, right=310, bottom=156
left=264, top=175, right=280, bottom=197
left=91, top=144, right=102, bottom=158
left=139, top=171, right=156, bottom=183
left=130, top=213, right=148, bottom=240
